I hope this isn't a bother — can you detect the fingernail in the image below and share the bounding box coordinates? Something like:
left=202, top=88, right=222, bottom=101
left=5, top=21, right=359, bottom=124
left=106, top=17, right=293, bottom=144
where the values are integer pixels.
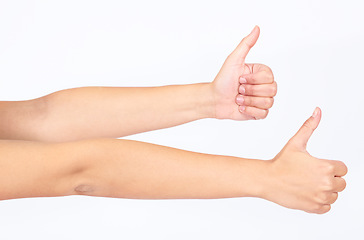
left=312, top=107, right=319, bottom=118
left=236, top=95, right=244, bottom=104
left=239, top=106, right=245, bottom=113
left=239, top=85, right=245, bottom=94
left=240, top=77, right=247, bottom=84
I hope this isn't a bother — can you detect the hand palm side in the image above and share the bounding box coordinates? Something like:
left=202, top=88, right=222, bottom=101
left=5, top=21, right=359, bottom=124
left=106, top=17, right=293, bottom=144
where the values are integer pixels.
left=212, top=26, right=276, bottom=121
left=213, top=62, right=267, bottom=120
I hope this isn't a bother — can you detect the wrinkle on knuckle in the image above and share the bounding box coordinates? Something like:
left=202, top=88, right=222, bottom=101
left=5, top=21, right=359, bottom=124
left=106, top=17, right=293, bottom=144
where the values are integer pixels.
left=302, top=120, right=312, bottom=130
left=249, top=76, right=256, bottom=84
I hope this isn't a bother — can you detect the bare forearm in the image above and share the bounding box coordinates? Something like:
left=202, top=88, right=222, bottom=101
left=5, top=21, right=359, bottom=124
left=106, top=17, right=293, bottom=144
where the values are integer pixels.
left=0, top=139, right=87, bottom=201
left=74, top=138, right=269, bottom=199
left=0, top=99, right=48, bottom=141
left=0, top=27, right=277, bottom=143
left=0, top=109, right=347, bottom=214
left=0, top=138, right=269, bottom=201
left=38, top=83, right=215, bottom=142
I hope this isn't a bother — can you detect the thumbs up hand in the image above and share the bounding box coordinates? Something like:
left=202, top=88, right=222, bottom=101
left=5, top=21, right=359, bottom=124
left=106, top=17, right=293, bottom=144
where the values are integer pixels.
left=263, top=108, right=348, bottom=214
left=211, top=26, right=276, bottom=120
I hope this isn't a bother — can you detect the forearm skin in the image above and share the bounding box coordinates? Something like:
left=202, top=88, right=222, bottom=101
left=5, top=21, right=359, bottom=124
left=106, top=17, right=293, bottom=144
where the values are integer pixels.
left=72, top=138, right=270, bottom=200
left=0, top=83, right=216, bottom=142
left=0, top=137, right=270, bottom=201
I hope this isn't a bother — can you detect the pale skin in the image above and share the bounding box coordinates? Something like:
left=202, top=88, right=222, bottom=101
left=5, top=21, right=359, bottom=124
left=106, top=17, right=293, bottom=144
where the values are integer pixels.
left=0, top=27, right=275, bottom=142
left=0, top=26, right=347, bottom=214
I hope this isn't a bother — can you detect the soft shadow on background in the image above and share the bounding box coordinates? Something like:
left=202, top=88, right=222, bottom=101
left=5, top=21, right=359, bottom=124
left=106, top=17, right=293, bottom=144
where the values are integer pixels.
left=0, top=0, right=363, bottom=239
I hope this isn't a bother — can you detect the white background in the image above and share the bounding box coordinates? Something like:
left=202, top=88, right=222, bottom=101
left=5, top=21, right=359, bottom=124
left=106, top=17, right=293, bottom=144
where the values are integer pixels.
left=0, top=0, right=363, bottom=239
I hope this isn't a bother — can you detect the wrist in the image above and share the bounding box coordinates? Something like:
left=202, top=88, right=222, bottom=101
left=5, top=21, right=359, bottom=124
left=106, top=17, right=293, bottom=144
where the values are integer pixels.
left=242, top=158, right=274, bottom=199
left=193, top=82, right=217, bottom=119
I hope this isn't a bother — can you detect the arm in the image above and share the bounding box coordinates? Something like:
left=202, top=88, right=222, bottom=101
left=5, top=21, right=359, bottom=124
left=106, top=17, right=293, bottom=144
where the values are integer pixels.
left=0, top=26, right=276, bottom=142
left=0, top=137, right=269, bottom=201
left=74, top=108, right=347, bottom=215
left=0, top=139, right=87, bottom=200
left=1, top=108, right=347, bottom=214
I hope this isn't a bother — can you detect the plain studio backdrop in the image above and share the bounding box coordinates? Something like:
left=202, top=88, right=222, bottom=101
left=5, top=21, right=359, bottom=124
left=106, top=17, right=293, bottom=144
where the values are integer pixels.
left=0, top=0, right=363, bottom=239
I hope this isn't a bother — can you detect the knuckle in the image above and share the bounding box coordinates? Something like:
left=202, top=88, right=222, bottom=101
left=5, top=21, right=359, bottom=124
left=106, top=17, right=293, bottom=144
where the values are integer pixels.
left=324, top=177, right=335, bottom=190
left=311, top=203, right=330, bottom=214
left=263, top=98, right=269, bottom=107
left=324, top=205, right=331, bottom=213
left=325, top=163, right=336, bottom=175
left=249, top=76, right=256, bottom=84
left=271, top=82, right=277, bottom=96
left=265, top=70, right=274, bottom=82
left=264, top=65, right=272, bottom=73
left=311, top=203, right=323, bottom=213
left=244, top=96, right=251, bottom=106
left=314, top=192, right=326, bottom=204
left=265, top=65, right=273, bottom=74
left=320, top=193, right=330, bottom=204
left=320, top=161, right=335, bottom=175
left=265, top=98, right=274, bottom=108
left=319, top=176, right=334, bottom=191
left=331, top=193, right=339, bottom=203
left=318, top=205, right=331, bottom=214
left=326, top=180, right=335, bottom=191
left=262, top=65, right=273, bottom=73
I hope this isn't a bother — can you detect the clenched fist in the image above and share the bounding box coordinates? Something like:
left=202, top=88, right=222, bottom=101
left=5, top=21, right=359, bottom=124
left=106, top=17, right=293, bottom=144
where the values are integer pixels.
left=264, top=107, right=348, bottom=214
left=212, top=25, right=276, bottom=120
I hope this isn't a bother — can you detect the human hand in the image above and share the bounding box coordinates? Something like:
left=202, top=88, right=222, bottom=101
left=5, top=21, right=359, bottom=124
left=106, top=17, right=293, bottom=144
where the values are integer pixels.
left=211, top=25, right=276, bottom=120
left=263, top=107, right=347, bottom=214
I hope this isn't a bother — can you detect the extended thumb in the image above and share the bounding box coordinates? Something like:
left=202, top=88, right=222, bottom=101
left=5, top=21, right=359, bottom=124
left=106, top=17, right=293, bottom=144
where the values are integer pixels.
left=289, top=107, right=321, bottom=150
left=231, top=25, right=260, bottom=62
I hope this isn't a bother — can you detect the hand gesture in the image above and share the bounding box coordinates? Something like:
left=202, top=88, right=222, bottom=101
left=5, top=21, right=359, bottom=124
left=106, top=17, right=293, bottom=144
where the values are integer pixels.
left=265, top=108, right=348, bottom=214
left=212, top=26, right=276, bottom=120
